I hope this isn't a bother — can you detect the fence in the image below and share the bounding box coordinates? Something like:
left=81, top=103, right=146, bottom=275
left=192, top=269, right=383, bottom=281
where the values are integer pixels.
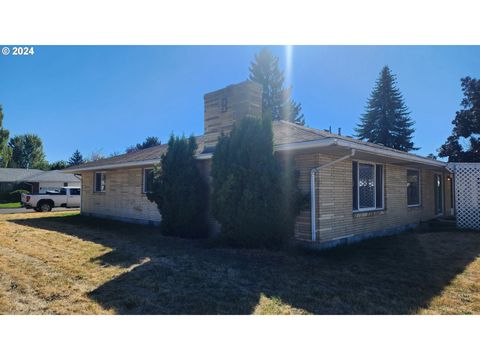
left=448, top=163, right=480, bottom=230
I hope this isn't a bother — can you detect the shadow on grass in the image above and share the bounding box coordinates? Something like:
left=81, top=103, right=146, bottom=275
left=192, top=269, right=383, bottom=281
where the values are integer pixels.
left=9, top=214, right=480, bottom=314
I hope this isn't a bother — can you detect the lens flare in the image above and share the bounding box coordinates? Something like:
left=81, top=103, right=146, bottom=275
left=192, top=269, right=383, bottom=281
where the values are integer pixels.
left=284, top=45, right=294, bottom=122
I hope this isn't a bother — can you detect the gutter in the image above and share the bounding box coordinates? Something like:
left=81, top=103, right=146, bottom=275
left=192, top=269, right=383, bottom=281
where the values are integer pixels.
left=277, top=138, right=446, bottom=168
left=311, top=149, right=356, bottom=242
left=63, top=159, right=160, bottom=173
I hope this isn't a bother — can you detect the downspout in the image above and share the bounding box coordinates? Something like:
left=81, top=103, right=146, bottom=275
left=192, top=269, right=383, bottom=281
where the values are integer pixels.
left=311, top=148, right=356, bottom=241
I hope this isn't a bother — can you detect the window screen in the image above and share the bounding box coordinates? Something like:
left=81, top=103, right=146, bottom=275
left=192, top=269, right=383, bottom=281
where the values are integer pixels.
left=407, top=169, right=420, bottom=205
left=375, top=164, right=383, bottom=209
left=95, top=172, right=106, bottom=192
left=353, top=162, right=384, bottom=211
left=352, top=162, right=358, bottom=210
left=358, top=163, right=375, bottom=209
left=143, top=168, right=154, bottom=193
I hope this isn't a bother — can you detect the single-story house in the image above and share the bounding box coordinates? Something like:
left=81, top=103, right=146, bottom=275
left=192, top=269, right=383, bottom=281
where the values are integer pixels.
left=65, top=80, right=453, bottom=248
left=0, top=168, right=81, bottom=194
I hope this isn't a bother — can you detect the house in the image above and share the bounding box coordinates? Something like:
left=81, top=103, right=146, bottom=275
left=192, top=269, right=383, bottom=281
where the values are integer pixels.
left=65, top=80, right=453, bottom=249
left=0, top=168, right=81, bottom=194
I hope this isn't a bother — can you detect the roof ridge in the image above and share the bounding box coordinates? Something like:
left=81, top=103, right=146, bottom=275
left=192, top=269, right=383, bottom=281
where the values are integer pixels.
left=277, top=120, right=334, bottom=138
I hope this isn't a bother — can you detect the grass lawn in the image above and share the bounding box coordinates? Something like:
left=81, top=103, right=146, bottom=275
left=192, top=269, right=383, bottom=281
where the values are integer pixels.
left=0, top=211, right=479, bottom=314
left=0, top=202, right=21, bottom=209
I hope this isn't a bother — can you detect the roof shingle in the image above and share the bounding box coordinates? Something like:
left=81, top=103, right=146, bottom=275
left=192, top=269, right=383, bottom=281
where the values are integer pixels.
left=66, top=121, right=444, bottom=171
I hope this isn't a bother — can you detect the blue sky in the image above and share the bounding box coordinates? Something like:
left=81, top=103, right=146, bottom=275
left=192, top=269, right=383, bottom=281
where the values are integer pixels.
left=1, top=45, right=479, bottom=162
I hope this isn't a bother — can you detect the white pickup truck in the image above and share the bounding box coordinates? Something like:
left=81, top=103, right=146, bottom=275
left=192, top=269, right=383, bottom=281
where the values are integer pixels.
left=21, top=187, right=81, bottom=212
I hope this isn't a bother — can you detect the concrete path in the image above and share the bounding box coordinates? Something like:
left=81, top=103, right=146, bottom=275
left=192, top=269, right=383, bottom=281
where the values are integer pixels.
left=0, top=207, right=79, bottom=215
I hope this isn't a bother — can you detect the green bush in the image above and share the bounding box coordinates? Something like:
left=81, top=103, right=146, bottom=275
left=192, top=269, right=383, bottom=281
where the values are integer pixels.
left=147, top=134, right=209, bottom=238
left=8, top=189, right=29, bottom=202
left=211, top=116, right=304, bottom=249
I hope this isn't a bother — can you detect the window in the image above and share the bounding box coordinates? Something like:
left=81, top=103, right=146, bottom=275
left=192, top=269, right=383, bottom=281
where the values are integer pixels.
left=70, top=188, right=81, bottom=196
left=353, top=161, right=384, bottom=211
left=143, top=168, right=154, bottom=193
left=64, top=182, right=68, bottom=187
left=94, top=172, right=106, bottom=192
left=407, top=169, right=420, bottom=206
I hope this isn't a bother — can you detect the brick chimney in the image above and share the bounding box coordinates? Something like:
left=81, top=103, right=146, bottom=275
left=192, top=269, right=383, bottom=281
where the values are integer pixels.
left=203, top=80, right=262, bottom=151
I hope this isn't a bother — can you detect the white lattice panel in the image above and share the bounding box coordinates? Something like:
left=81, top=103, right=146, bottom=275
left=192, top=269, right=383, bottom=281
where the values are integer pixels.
left=449, top=163, right=480, bottom=230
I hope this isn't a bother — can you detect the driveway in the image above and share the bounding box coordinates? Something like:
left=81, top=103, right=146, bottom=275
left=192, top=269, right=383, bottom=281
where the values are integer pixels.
left=0, top=207, right=79, bottom=215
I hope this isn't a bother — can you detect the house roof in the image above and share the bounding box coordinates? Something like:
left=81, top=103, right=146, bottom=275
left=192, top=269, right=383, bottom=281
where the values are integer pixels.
left=66, top=137, right=205, bottom=172
left=273, top=121, right=445, bottom=165
left=22, top=170, right=81, bottom=183
left=0, top=168, right=45, bottom=182
left=65, top=121, right=446, bottom=172
left=0, top=168, right=81, bottom=183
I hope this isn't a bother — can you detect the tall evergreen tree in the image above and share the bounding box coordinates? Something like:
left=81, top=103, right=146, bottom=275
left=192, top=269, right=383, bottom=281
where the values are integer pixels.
left=249, top=48, right=305, bottom=125
left=438, top=77, right=480, bottom=162
left=0, top=105, right=12, bottom=167
left=68, top=149, right=85, bottom=166
left=356, top=66, right=417, bottom=152
left=126, top=136, right=161, bottom=153
left=8, top=134, right=47, bottom=169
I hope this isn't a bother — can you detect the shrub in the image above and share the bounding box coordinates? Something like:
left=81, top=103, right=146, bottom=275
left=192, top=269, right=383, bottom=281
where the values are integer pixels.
left=147, top=134, right=208, bottom=238
left=8, top=189, right=29, bottom=202
left=211, top=116, right=304, bottom=249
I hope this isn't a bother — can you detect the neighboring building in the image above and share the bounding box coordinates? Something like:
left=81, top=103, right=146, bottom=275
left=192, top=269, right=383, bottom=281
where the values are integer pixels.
left=0, top=168, right=81, bottom=194
left=66, top=81, right=453, bottom=249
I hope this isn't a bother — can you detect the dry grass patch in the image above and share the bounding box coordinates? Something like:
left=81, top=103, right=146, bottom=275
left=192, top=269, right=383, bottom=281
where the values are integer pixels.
left=0, top=211, right=479, bottom=314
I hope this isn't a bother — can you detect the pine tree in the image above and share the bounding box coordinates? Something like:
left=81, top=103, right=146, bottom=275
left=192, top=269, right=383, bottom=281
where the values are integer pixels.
left=68, top=149, right=85, bottom=166
left=249, top=48, right=305, bottom=125
left=438, top=77, right=480, bottom=162
left=0, top=105, right=12, bottom=167
left=356, top=66, right=417, bottom=152
left=147, top=135, right=208, bottom=238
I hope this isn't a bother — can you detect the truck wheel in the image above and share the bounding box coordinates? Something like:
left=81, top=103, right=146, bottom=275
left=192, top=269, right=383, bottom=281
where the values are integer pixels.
left=39, top=202, right=52, bottom=212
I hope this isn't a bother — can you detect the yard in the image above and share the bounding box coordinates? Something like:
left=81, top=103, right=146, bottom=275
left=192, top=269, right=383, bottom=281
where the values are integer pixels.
left=0, top=211, right=479, bottom=315
left=0, top=202, right=21, bottom=209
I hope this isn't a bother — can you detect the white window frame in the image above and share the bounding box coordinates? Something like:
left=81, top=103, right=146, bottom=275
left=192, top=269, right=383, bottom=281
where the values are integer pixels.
left=142, top=168, right=154, bottom=194
left=407, top=168, right=421, bottom=207
left=94, top=172, right=106, bottom=193
left=353, top=160, right=385, bottom=213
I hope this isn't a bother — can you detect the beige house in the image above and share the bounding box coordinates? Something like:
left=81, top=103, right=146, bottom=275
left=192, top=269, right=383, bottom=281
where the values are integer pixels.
left=66, top=81, right=453, bottom=249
